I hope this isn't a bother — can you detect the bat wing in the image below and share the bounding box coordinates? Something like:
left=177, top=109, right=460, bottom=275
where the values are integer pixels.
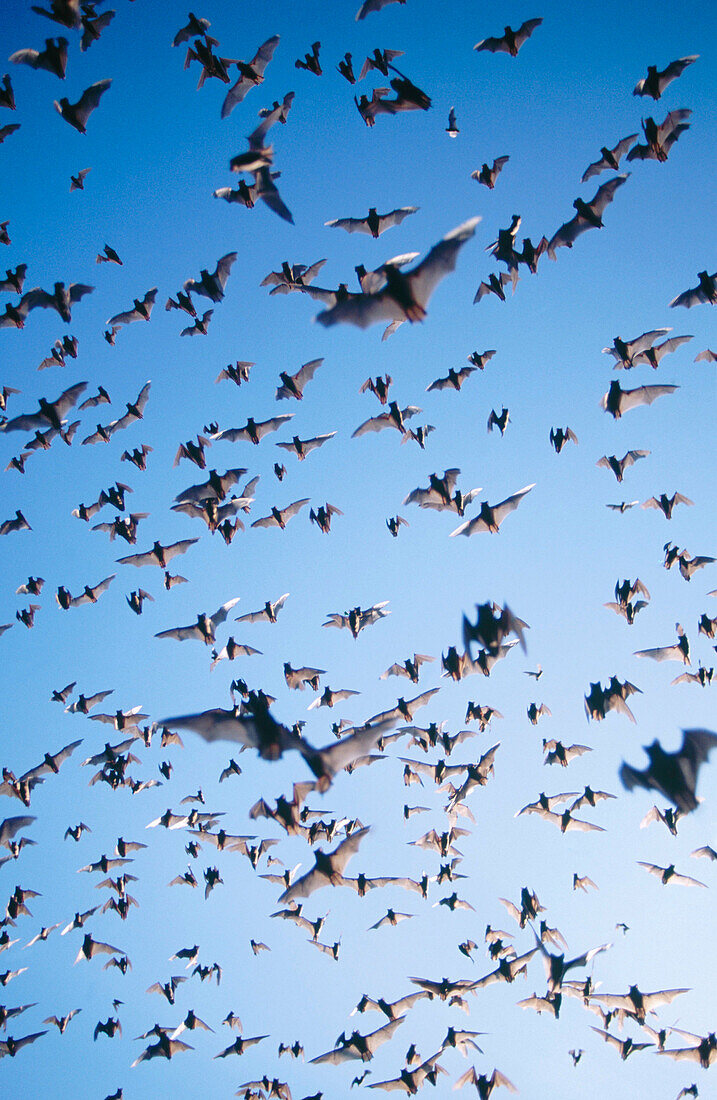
left=74, top=79, right=111, bottom=126
left=621, top=383, right=679, bottom=412
left=294, top=358, right=324, bottom=389
left=493, top=483, right=536, bottom=526
left=380, top=206, right=419, bottom=230
left=474, top=34, right=512, bottom=54
left=589, top=173, right=629, bottom=216
left=634, top=643, right=685, bottom=662
left=404, top=216, right=481, bottom=311
left=155, top=624, right=204, bottom=642
left=210, top=598, right=241, bottom=627
left=325, top=216, right=372, bottom=234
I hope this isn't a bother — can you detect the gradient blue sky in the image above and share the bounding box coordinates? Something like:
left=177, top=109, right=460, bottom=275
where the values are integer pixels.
left=0, top=1, right=715, bottom=1097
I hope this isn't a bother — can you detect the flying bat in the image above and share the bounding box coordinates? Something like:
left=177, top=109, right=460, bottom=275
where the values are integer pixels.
left=310, top=1017, right=404, bottom=1064
left=325, top=206, right=418, bottom=238
left=669, top=270, right=717, bottom=309
left=627, top=109, right=692, bottom=162
left=275, top=358, right=323, bottom=400
left=221, top=35, right=280, bottom=118
left=162, top=694, right=397, bottom=789
left=315, top=216, right=480, bottom=328
left=106, top=288, right=158, bottom=330
left=474, top=19, right=543, bottom=56
left=250, top=498, right=310, bottom=530
left=547, top=175, right=629, bottom=258
left=451, top=484, right=535, bottom=536
left=323, top=602, right=391, bottom=637
left=637, top=861, right=706, bottom=888
left=155, top=598, right=240, bottom=644
left=472, top=156, right=510, bottom=188
left=634, top=55, right=698, bottom=99
left=54, top=78, right=111, bottom=132
left=642, top=492, right=693, bottom=519
left=183, top=252, right=237, bottom=302
left=596, top=450, right=650, bottom=481
left=117, top=538, right=199, bottom=568
left=236, top=593, right=289, bottom=624
left=582, top=134, right=638, bottom=181
left=634, top=623, right=690, bottom=664
left=620, top=729, right=717, bottom=812
left=10, top=37, right=69, bottom=79
left=0, top=381, right=87, bottom=434
left=276, top=432, right=336, bottom=459
left=632, top=334, right=693, bottom=368
left=601, top=380, right=678, bottom=417
left=213, top=414, right=293, bottom=444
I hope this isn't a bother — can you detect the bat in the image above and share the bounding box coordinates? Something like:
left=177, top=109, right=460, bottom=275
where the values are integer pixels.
left=325, top=206, right=418, bottom=238
left=450, top=484, right=535, bottom=536
left=472, top=156, right=509, bottom=188
left=637, top=861, right=706, bottom=888
left=54, top=78, right=111, bottom=132
left=582, top=134, right=638, bottom=181
left=669, top=270, right=717, bottom=309
left=627, top=109, right=691, bottom=162
left=601, top=380, right=678, bottom=417
left=106, top=287, right=158, bottom=327
left=250, top=498, right=310, bottom=529
left=117, top=537, right=198, bottom=568
left=596, top=450, right=650, bottom=481
left=183, top=253, right=237, bottom=302
left=474, top=18, right=543, bottom=55
left=634, top=55, right=699, bottom=99
left=275, top=358, right=323, bottom=400
left=221, top=36, right=280, bottom=118
left=155, top=598, right=240, bottom=644
left=10, top=37, right=69, bottom=79
left=213, top=414, right=293, bottom=444
left=547, top=175, right=629, bottom=257
left=620, top=729, right=717, bottom=812
left=276, top=432, right=336, bottom=460
left=315, top=217, right=480, bottom=328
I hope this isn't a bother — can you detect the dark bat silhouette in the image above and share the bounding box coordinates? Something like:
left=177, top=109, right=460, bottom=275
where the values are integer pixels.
left=326, top=206, right=418, bottom=238
left=54, top=78, right=111, bottom=132
left=10, top=37, right=68, bottom=78
left=474, top=19, right=543, bottom=56
left=620, top=729, right=717, bottom=812
left=634, top=55, right=698, bottom=99
left=547, top=175, right=629, bottom=257
left=669, top=270, right=717, bottom=309
left=582, top=134, right=638, bottom=181
left=221, top=36, right=280, bottom=118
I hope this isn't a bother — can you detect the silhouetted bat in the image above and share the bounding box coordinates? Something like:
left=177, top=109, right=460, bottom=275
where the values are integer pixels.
left=54, top=78, right=111, bottom=132
left=451, top=484, right=535, bottom=536
left=634, top=55, right=698, bottom=99
left=547, top=175, right=629, bottom=257
left=601, top=380, right=678, bottom=417
left=221, top=36, right=280, bottom=118
left=155, top=598, right=240, bottom=644
left=474, top=19, right=543, bottom=56
left=275, top=358, right=323, bottom=400
left=315, top=217, right=480, bottom=327
left=620, top=729, right=717, bottom=812
left=582, top=134, right=638, bottom=181
left=107, top=288, right=158, bottom=327
left=10, top=37, right=68, bottom=79
left=326, top=206, right=418, bottom=238
left=669, top=270, right=717, bottom=308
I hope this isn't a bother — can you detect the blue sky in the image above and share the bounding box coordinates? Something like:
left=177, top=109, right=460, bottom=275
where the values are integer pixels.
left=0, top=0, right=715, bottom=1096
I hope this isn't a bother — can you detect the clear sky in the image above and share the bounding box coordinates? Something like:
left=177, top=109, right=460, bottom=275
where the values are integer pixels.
left=0, top=1, right=715, bottom=1097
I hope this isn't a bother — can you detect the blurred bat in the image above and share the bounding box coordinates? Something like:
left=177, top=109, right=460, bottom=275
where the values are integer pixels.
left=474, top=18, right=543, bottom=55
left=620, top=729, right=717, bottom=812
